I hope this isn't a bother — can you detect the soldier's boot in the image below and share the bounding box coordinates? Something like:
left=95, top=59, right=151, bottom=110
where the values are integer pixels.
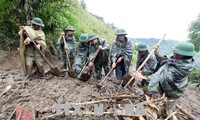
left=26, top=65, right=32, bottom=80
left=95, top=69, right=102, bottom=80
left=37, top=65, right=45, bottom=79
left=103, top=65, right=110, bottom=76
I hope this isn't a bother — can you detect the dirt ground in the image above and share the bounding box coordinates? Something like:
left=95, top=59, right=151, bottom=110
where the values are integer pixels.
left=0, top=49, right=199, bottom=120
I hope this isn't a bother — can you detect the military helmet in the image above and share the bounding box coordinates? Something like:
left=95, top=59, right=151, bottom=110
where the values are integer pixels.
left=65, top=26, right=74, bottom=31
left=31, top=17, right=44, bottom=27
left=79, top=33, right=88, bottom=42
left=173, top=42, right=195, bottom=56
left=116, top=29, right=127, bottom=36
left=88, top=33, right=98, bottom=41
left=137, top=43, right=148, bottom=51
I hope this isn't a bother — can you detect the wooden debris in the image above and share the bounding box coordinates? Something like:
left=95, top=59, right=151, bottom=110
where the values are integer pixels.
left=0, top=85, right=12, bottom=98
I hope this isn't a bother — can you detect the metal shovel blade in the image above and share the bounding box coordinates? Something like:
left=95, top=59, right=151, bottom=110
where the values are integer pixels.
left=122, top=73, right=135, bottom=87
left=68, top=70, right=77, bottom=78
left=48, top=67, right=61, bottom=76
left=77, top=66, right=92, bottom=81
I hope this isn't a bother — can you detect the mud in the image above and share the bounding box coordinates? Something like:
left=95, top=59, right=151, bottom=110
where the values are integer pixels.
left=0, top=49, right=199, bottom=120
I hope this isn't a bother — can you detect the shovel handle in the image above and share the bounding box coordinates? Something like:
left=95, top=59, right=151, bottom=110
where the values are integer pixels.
left=99, top=61, right=119, bottom=85
left=62, top=34, right=72, bottom=70
left=124, top=34, right=166, bottom=89
left=91, top=48, right=100, bottom=63
left=77, top=61, right=89, bottom=79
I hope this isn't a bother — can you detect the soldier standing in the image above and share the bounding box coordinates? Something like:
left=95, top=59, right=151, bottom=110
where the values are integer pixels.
left=111, top=29, right=133, bottom=82
left=19, top=17, right=46, bottom=78
left=74, top=33, right=89, bottom=74
left=57, top=26, right=76, bottom=69
left=88, top=33, right=110, bottom=80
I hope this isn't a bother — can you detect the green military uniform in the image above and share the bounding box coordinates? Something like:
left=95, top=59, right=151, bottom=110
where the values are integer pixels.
left=74, top=33, right=89, bottom=74
left=88, top=33, right=110, bottom=80
left=136, top=44, right=157, bottom=88
left=19, top=17, right=46, bottom=77
left=146, top=42, right=195, bottom=118
left=57, top=26, right=76, bottom=69
left=110, top=29, right=133, bottom=81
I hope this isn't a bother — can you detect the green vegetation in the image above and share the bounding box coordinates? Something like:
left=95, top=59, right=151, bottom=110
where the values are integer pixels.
left=188, top=69, right=200, bottom=83
left=0, top=0, right=116, bottom=52
left=188, top=14, right=200, bottom=52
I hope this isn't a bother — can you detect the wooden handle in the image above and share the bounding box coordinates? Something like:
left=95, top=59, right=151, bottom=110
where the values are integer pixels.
left=124, top=34, right=166, bottom=88
left=62, top=34, right=72, bottom=70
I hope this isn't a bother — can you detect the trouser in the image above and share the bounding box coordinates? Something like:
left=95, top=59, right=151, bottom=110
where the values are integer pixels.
left=157, top=83, right=178, bottom=118
left=26, top=56, right=44, bottom=77
left=94, top=62, right=109, bottom=80
left=62, top=52, right=75, bottom=69
left=115, top=61, right=126, bottom=81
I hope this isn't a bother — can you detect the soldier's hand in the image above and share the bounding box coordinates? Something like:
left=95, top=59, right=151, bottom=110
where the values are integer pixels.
left=112, top=62, right=116, bottom=68
left=134, top=71, right=146, bottom=79
left=19, top=26, right=24, bottom=30
left=117, top=57, right=123, bottom=63
left=24, top=37, right=31, bottom=45
left=89, top=62, right=94, bottom=67
left=154, top=44, right=159, bottom=54
left=64, top=46, right=67, bottom=50
left=61, top=32, right=65, bottom=35
left=36, top=44, right=41, bottom=49
left=99, top=45, right=104, bottom=50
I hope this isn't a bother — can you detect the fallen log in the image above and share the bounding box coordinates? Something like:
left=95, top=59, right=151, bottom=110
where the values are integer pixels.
left=176, top=105, right=197, bottom=120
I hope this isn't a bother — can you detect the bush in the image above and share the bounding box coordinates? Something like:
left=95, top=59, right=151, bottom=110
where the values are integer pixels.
left=188, top=69, right=200, bottom=83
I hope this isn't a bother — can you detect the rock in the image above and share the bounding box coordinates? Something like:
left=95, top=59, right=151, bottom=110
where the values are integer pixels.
left=1, top=76, right=5, bottom=79
left=5, top=68, right=10, bottom=71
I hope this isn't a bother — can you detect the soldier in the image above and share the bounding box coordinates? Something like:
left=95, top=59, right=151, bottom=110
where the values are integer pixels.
left=136, top=43, right=157, bottom=88
left=135, top=42, right=195, bottom=118
left=74, top=33, right=89, bottom=74
left=57, top=26, right=76, bottom=69
left=111, top=29, right=133, bottom=82
left=88, top=33, right=110, bottom=80
left=19, top=17, right=46, bottom=78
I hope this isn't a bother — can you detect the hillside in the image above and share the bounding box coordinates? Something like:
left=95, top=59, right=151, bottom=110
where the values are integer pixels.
left=0, top=0, right=116, bottom=51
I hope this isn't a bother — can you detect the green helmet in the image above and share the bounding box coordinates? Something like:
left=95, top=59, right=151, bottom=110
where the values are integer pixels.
left=88, top=33, right=98, bottom=41
left=31, top=17, right=44, bottom=27
left=79, top=33, right=88, bottom=42
left=65, top=26, right=74, bottom=31
left=116, top=29, right=127, bottom=36
left=173, top=42, right=195, bottom=56
left=137, top=43, right=148, bottom=51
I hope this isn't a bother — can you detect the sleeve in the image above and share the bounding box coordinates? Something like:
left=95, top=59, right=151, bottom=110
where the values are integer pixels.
left=142, top=56, right=157, bottom=76
left=123, top=41, right=133, bottom=63
left=110, top=42, right=118, bottom=62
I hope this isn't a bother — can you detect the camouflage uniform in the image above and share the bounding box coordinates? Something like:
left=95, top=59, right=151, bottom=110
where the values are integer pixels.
left=88, top=33, right=110, bottom=80
left=146, top=42, right=195, bottom=117
left=74, top=33, right=89, bottom=74
left=57, top=26, right=76, bottom=69
left=19, top=17, right=46, bottom=77
left=111, top=29, right=133, bottom=81
left=136, top=44, right=157, bottom=88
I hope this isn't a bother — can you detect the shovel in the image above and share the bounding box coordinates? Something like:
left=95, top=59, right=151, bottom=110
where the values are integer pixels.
left=97, top=61, right=119, bottom=88
left=78, top=48, right=100, bottom=81
left=61, top=33, right=77, bottom=78
left=123, top=34, right=166, bottom=89
left=22, top=27, right=61, bottom=76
